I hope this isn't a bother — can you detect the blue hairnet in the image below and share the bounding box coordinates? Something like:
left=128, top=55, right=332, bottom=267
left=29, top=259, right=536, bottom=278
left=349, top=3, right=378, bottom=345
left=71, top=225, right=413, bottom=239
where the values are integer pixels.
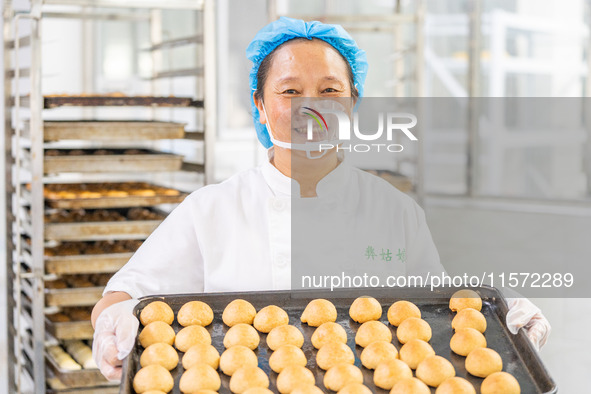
left=247, top=16, right=368, bottom=148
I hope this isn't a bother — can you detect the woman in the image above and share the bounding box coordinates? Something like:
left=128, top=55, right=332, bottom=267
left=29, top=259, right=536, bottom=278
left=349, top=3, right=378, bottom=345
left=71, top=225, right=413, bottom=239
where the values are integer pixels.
left=91, top=17, right=550, bottom=381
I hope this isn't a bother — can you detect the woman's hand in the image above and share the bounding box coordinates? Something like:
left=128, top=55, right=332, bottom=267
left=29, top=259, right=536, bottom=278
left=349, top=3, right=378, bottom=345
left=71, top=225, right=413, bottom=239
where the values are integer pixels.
left=506, top=298, right=551, bottom=351
left=92, top=298, right=139, bottom=381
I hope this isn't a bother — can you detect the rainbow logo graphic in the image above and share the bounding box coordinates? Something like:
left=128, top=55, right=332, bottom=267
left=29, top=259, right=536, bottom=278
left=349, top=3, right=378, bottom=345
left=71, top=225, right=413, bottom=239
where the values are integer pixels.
left=302, top=106, right=328, bottom=136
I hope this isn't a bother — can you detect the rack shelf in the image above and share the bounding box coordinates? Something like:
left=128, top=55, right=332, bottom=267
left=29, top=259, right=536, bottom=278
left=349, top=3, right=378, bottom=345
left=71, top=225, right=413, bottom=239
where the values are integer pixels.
left=4, top=0, right=217, bottom=392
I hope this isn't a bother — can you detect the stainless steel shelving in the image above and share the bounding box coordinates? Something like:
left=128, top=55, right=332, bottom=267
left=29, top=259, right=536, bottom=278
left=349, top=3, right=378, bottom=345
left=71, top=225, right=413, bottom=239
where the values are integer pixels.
left=3, top=0, right=217, bottom=392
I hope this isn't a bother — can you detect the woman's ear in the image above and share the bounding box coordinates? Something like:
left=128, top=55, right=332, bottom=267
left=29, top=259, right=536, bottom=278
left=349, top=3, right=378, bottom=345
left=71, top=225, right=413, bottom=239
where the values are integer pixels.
left=253, top=91, right=267, bottom=125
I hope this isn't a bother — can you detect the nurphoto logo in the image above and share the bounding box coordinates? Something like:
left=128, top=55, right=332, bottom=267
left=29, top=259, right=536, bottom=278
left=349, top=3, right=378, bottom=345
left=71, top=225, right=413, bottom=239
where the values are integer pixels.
left=306, top=106, right=419, bottom=153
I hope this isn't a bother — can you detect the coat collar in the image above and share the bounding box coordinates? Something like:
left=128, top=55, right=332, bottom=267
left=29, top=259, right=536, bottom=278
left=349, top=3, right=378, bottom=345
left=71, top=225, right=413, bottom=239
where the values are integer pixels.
left=261, top=148, right=350, bottom=198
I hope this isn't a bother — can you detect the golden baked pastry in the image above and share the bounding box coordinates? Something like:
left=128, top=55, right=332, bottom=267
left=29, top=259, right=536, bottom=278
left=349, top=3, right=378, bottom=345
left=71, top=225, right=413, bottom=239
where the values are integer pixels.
left=139, top=343, right=178, bottom=371
left=224, top=323, right=260, bottom=350
left=243, top=388, right=274, bottom=394
left=175, top=325, right=211, bottom=352
left=416, top=355, right=455, bottom=387
left=133, top=364, right=174, bottom=393
left=140, top=301, right=174, bottom=326
left=131, top=189, right=156, bottom=196
left=398, top=339, right=435, bottom=369
left=349, top=296, right=382, bottom=323
left=465, top=348, right=502, bottom=378
left=450, top=328, right=487, bottom=356
left=480, top=372, right=521, bottom=394
left=178, top=300, right=214, bottom=327
left=139, top=321, right=175, bottom=348
left=47, top=345, right=81, bottom=370
left=267, top=325, right=304, bottom=351
left=323, top=363, right=363, bottom=392
left=337, top=383, right=372, bottom=394
left=452, top=308, right=487, bottom=333
left=223, top=299, right=257, bottom=326
left=220, top=345, right=258, bottom=376
left=449, top=289, right=482, bottom=312
left=311, top=322, right=347, bottom=349
left=269, top=344, right=307, bottom=373
left=64, top=340, right=96, bottom=369
left=179, top=363, right=221, bottom=392
left=141, top=391, right=167, bottom=394
left=276, top=365, right=315, bottom=394
left=106, top=190, right=128, bottom=197
left=396, top=317, right=431, bottom=344
left=360, top=340, right=398, bottom=369
left=316, top=341, right=355, bottom=370
left=387, top=301, right=421, bottom=327
left=182, top=343, right=220, bottom=370
left=390, top=378, right=430, bottom=394
left=230, top=366, right=270, bottom=394
left=301, top=299, right=337, bottom=327
left=291, top=385, right=324, bottom=394
left=373, top=359, right=413, bottom=390
left=435, top=377, right=476, bottom=394
left=355, top=320, right=392, bottom=347
left=253, top=305, right=289, bottom=333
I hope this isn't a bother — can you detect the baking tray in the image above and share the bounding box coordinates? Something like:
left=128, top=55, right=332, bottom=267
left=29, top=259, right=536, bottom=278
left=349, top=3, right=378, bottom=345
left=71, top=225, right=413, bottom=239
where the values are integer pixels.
left=40, top=121, right=186, bottom=142
left=46, top=316, right=94, bottom=340
left=45, top=217, right=162, bottom=241
left=46, top=286, right=104, bottom=307
left=46, top=252, right=134, bottom=275
left=42, top=182, right=187, bottom=209
left=43, top=149, right=184, bottom=174
left=120, top=287, right=556, bottom=394
left=43, top=95, right=202, bottom=108
left=46, top=351, right=118, bottom=389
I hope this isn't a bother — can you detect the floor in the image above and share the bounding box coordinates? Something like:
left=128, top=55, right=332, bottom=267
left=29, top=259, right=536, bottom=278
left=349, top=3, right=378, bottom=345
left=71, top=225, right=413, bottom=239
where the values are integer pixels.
left=1, top=204, right=589, bottom=392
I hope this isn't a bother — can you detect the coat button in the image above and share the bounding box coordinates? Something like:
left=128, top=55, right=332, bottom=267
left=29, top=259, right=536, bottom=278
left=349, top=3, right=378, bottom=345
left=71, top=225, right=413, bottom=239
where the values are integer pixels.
left=277, top=257, right=289, bottom=268
left=273, top=199, right=286, bottom=211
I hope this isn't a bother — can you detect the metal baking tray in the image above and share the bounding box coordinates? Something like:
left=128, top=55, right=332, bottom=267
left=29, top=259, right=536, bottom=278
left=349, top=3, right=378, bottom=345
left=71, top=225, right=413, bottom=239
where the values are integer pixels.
left=42, top=182, right=187, bottom=209
left=46, top=350, right=117, bottom=389
left=120, top=287, right=556, bottom=394
left=43, top=95, right=202, bottom=108
left=46, top=287, right=104, bottom=307
left=39, top=121, right=186, bottom=142
left=46, top=252, right=134, bottom=275
left=43, top=149, right=184, bottom=174
left=46, top=317, right=94, bottom=340
left=45, top=214, right=163, bottom=242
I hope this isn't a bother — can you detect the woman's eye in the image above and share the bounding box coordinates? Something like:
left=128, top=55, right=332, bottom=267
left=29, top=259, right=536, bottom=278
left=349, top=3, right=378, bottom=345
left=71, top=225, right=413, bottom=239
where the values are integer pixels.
left=323, top=88, right=338, bottom=93
left=283, top=89, right=298, bottom=94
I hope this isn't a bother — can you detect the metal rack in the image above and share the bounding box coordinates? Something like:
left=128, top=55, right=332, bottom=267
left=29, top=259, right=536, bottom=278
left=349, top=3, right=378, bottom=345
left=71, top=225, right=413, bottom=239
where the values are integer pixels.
left=4, top=0, right=216, bottom=392
left=267, top=0, right=426, bottom=204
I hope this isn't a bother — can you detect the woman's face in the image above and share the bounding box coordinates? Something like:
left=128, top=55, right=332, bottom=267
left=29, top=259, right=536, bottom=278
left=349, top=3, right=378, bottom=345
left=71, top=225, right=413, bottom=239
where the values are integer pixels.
left=254, top=39, right=353, bottom=149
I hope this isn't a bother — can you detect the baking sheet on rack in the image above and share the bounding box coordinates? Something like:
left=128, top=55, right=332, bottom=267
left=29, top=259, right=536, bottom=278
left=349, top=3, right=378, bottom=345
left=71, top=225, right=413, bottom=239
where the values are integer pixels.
left=43, top=149, right=184, bottom=174
left=120, top=287, right=556, bottom=394
left=40, top=182, right=188, bottom=209
left=43, top=96, right=202, bottom=108
left=38, top=120, right=186, bottom=141
left=45, top=252, right=134, bottom=275
left=45, top=287, right=104, bottom=307
left=46, top=317, right=94, bottom=340
left=45, top=220, right=162, bottom=241
left=46, top=352, right=117, bottom=389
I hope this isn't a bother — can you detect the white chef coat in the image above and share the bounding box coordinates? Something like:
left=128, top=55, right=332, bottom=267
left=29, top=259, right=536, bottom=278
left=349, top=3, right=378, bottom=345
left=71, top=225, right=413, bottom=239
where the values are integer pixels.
left=103, top=150, right=442, bottom=298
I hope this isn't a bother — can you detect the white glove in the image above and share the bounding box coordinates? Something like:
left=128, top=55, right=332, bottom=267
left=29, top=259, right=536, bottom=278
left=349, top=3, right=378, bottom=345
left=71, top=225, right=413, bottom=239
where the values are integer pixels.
left=92, top=299, right=139, bottom=381
left=506, top=297, right=551, bottom=351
